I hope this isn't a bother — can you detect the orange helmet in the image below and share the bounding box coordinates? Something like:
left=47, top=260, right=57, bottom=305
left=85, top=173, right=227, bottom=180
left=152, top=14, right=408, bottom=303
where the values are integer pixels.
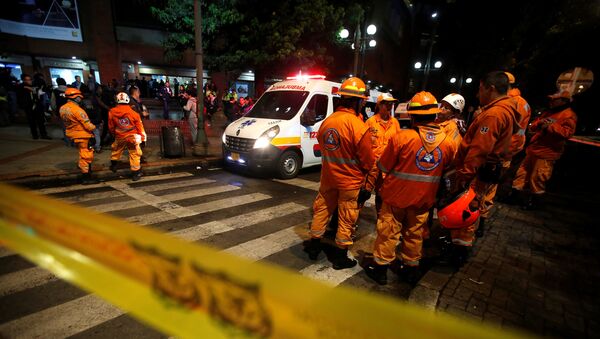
left=64, top=87, right=83, bottom=100
left=437, top=188, right=480, bottom=229
left=407, top=91, right=440, bottom=115
left=504, top=72, right=516, bottom=84
left=338, top=77, right=369, bottom=99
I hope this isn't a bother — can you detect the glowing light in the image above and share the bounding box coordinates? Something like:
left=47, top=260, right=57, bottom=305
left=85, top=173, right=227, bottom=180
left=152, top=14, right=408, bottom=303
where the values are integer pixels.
left=137, top=61, right=142, bottom=65
left=339, top=29, right=350, bottom=39
left=286, top=71, right=326, bottom=80
left=367, top=24, right=377, bottom=35
left=450, top=77, right=457, bottom=83
left=369, top=39, right=377, bottom=47
left=465, top=78, right=473, bottom=84
left=434, top=61, right=442, bottom=68
left=414, top=62, right=422, bottom=69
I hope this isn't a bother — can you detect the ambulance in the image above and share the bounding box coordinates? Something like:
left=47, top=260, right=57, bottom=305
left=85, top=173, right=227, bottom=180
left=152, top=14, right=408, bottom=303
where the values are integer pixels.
left=222, top=74, right=342, bottom=179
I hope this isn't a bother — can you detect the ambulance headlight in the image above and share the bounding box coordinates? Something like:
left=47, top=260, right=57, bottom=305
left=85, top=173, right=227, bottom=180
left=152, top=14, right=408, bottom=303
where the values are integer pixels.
left=253, top=125, right=280, bottom=149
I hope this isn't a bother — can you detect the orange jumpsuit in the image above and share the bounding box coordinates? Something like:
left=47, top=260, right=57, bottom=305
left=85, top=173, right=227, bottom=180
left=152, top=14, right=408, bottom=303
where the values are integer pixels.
left=452, top=96, right=518, bottom=246
left=512, top=107, right=577, bottom=194
left=310, top=107, right=375, bottom=247
left=364, top=114, right=401, bottom=194
left=373, top=124, right=457, bottom=266
left=60, top=101, right=96, bottom=174
left=108, top=104, right=146, bottom=171
left=508, top=88, right=532, bottom=157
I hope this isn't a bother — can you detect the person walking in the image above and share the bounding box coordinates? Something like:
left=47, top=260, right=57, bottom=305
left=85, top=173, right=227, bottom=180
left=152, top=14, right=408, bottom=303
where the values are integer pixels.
left=108, top=92, right=146, bottom=181
left=362, top=91, right=458, bottom=285
left=182, top=89, right=198, bottom=142
left=17, top=74, right=51, bottom=140
left=303, top=77, right=375, bottom=270
left=160, top=81, right=173, bottom=120
left=59, top=88, right=98, bottom=184
left=510, top=90, right=576, bottom=210
left=449, top=71, right=519, bottom=268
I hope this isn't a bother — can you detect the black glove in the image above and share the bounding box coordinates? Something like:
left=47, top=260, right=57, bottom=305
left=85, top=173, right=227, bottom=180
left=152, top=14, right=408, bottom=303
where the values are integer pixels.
left=357, top=188, right=372, bottom=206
left=88, top=137, right=96, bottom=150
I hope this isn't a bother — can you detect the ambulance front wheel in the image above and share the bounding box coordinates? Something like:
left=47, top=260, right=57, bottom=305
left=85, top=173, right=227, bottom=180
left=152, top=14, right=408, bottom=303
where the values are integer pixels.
left=277, top=150, right=301, bottom=179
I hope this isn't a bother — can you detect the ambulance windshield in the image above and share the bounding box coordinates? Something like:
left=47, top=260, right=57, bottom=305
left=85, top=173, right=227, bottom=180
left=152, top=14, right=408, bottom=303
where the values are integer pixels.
left=245, top=91, right=309, bottom=120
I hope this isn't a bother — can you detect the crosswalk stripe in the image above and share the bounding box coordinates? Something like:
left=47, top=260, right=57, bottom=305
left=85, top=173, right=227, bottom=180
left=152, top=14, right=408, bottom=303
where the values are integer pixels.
left=126, top=193, right=271, bottom=225
left=273, top=178, right=320, bottom=191
left=225, top=223, right=309, bottom=261
left=64, top=190, right=125, bottom=203
left=0, top=294, right=124, bottom=338
left=36, top=172, right=194, bottom=194
left=300, top=258, right=363, bottom=287
left=134, top=177, right=216, bottom=193
left=0, top=266, right=57, bottom=297
left=172, top=202, right=308, bottom=242
left=107, top=182, right=239, bottom=219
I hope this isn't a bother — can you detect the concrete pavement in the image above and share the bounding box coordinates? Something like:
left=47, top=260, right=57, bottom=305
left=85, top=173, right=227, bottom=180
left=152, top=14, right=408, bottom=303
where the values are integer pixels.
left=0, top=108, right=226, bottom=186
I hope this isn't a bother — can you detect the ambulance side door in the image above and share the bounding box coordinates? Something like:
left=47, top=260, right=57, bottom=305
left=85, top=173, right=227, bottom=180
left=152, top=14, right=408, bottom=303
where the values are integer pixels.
left=300, top=93, right=330, bottom=166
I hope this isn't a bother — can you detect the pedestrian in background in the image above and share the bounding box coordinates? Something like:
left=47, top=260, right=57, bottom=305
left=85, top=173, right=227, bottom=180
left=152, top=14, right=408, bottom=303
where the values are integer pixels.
left=129, top=86, right=148, bottom=163
left=303, top=77, right=375, bottom=270
left=81, top=85, right=102, bottom=153
left=71, top=75, right=82, bottom=89
left=108, top=92, right=146, bottom=181
left=160, top=81, right=173, bottom=120
left=17, top=74, right=51, bottom=140
left=60, top=88, right=97, bottom=184
left=450, top=71, right=518, bottom=268
left=510, top=90, right=576, bottom=210
left=363, top=92, right=457, bottom=285
left=182, top=89, right=198, bottom=142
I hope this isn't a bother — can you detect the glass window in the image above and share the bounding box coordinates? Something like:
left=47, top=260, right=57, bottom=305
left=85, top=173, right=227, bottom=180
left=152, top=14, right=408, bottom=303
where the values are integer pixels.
left=49, top=68, right=83, bottom=86
left=300, top=94, right=328, bottom=126
left=246, top=91, right=309, bottom=120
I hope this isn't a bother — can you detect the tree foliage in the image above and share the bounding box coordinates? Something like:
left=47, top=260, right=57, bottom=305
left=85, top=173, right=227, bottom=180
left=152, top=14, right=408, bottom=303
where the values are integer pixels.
left=150, top=0, right=347, bottom=74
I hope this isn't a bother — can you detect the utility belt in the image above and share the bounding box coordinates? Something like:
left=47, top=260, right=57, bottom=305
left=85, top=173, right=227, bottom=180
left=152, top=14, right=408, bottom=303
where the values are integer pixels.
left=477, top=162, right=504, bottom=184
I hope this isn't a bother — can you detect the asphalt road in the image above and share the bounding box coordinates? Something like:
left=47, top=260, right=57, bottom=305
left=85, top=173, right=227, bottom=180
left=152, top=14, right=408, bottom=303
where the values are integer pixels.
left=0, top=167, right=414, bottom=338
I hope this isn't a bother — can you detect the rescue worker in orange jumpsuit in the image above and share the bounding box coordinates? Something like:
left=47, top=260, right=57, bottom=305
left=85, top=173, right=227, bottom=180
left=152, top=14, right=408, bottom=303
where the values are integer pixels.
left=108, top=92, right=147, bottom=181
left=511, top=90, right=576, bottom=209
left=362, top=92, right=458, bottom=285
left=450, top=71, right=519, bottom=267
left=304, top=77, right=375, bottom=270
left=60, top=88, right=98, bottom=185
left=364, top=93, right=401, bottom=215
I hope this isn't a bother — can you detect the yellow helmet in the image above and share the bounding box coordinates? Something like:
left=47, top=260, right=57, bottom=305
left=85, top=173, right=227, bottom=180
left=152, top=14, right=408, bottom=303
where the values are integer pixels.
left=407, top=91, right=441, bottom=115
left=338, top=77, right=369, bottom=99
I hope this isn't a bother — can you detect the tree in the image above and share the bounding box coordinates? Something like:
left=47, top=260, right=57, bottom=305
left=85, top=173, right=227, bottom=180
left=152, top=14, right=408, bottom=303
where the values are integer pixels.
left=150, top=0, right=346, bottom=79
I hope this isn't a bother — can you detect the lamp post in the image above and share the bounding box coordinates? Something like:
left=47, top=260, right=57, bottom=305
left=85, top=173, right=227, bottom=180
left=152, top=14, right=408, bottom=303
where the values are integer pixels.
left=339, top=23, right=377, bottom=79
left=414, top=58, right=443, bottom=89
left=449, top=75, right=473, bottom=92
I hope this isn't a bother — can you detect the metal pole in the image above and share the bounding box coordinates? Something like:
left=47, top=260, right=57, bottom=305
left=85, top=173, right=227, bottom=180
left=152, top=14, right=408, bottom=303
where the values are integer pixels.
left=422, top=24, right=437, bottom=90
left=352, top=21, right=361, bottom=76
left=359, top=23, right=366, bottom=79
left=194, top=0, right=208, bottom=155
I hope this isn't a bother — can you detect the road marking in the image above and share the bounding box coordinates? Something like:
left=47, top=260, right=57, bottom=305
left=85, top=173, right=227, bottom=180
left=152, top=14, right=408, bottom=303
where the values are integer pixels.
left=127, top=193, right=271, bottom=225
left=0, top=295, right=124, bottom=338
left=300, top=257, right=363, bottom=287
left=64, top=190, right=125, bottom=203
left=172, top=202, right=308, bottom=242
left=36, top=172, right=194, bottom=194
left=225, top=222, right=309, bottom=261
left=135, top=177, right=216, bottom=193
left=273, top=178, right=320, bottom=191
left=0, top=266, right=57, bottom=297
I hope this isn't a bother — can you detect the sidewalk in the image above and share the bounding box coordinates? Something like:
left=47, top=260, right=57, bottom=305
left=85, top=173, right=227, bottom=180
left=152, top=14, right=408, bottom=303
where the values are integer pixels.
left=409, top=141, right=600, bottom=337
left=0, top=108, right=227, bottom=187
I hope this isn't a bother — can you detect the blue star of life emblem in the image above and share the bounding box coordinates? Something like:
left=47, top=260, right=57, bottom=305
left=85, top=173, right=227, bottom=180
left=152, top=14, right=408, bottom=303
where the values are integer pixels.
left=240, top=119, right=257, bottom=128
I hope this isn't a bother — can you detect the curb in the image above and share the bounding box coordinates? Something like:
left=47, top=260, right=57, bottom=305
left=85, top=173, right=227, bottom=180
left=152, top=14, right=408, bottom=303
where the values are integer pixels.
left=9, top=156, right=223, bottom=189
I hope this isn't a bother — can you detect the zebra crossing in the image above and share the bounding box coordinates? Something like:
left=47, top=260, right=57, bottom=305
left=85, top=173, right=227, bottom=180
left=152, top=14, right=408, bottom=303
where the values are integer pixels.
left=0, top=170, right=411, bottom=338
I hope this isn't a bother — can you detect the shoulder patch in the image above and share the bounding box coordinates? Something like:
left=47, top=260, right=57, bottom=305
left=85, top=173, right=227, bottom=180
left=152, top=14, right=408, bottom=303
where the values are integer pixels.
left=480, top=126, right=489, bottom=134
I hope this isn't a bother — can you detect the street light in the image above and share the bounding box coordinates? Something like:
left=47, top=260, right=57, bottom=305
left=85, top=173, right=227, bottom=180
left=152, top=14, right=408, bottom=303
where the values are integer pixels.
left=422, top=11, right=440, bottom=89
left=434, top=61, right=442, bottom=69
left=339, top=22, right=377, bottom=78
left=450, top=77, right=457, bottom=83
left=414, top=62, right=422, bottom=69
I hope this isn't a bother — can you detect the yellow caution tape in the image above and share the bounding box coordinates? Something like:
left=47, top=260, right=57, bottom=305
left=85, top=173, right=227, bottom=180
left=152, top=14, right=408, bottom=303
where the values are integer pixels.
left=0, top=183, right=529, bottom=338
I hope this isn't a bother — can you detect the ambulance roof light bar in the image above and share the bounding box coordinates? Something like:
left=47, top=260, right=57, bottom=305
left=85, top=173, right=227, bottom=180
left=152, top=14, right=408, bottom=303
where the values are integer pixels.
left=286, top=71, right=326, bottom=81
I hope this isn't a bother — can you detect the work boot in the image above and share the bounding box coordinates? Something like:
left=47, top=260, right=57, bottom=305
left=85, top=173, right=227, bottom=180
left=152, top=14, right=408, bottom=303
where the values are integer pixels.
left=132, top=169, right=143, bottom=181
left=109, top=160, right=118, bottom=173
left=397, top=265, right=421, bottom=286
left=475, top=218, right=486, bottom=238
left=302, top=238, right=322, bottom=261
left=332, top=247, right=357, bottom=270
left=80, top=172, right=98, bottom=185
left=450, top=244, right=471, bottom=271
left=363, top=261, right=388, bottom=285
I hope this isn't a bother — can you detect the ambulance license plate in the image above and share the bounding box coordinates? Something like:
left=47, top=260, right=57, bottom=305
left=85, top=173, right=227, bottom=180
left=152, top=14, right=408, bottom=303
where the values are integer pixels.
left=231, top=152, right=240, bottom=161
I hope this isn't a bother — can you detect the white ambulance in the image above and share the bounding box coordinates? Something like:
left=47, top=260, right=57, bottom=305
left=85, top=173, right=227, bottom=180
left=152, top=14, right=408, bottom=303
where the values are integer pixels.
left=222, top=74, right=341, bottom=178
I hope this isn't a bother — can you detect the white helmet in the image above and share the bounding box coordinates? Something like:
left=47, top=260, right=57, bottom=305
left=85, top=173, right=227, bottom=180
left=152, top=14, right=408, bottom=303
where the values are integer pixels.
left=441, top=93, right=465, bottom=113
left=116, top=92, right=130, bottom=104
